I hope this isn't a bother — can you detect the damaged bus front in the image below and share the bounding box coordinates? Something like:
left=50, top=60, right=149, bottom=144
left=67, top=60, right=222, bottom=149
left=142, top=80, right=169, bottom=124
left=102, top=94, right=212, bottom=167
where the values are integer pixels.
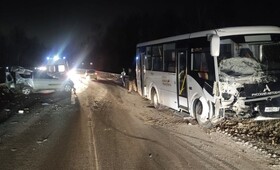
left=216, top=32, right=280, bottom=121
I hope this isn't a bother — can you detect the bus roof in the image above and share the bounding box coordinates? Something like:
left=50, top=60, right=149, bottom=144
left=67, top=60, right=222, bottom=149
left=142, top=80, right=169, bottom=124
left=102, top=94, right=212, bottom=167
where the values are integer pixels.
left=136, top=26, right=280, bottom=47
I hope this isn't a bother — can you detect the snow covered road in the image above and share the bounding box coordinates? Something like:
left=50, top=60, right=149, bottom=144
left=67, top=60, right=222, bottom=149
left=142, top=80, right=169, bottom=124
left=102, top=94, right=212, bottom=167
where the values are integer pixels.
left=0, top=76, right=279, bottom=169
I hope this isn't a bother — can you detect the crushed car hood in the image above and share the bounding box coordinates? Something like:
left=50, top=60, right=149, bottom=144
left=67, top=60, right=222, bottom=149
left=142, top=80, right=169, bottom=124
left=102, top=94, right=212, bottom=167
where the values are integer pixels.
left=219, top=57, right=277, bottom=84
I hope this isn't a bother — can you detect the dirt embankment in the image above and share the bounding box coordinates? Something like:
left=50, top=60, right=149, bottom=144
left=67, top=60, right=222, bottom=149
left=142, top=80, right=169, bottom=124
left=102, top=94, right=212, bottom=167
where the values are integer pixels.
left=216, top=119, right=280, bottom=158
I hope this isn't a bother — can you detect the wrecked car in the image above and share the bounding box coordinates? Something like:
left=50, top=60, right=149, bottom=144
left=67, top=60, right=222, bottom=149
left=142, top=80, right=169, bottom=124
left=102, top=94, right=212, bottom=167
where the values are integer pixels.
left=10, top=67, right=74, bottom=95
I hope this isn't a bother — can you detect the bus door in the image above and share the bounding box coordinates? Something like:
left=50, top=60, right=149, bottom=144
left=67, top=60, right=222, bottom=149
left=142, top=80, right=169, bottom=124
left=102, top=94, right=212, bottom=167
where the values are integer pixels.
left=136, top=53, right=145, bottom=96
left=177, top=49, right=188, bottom=109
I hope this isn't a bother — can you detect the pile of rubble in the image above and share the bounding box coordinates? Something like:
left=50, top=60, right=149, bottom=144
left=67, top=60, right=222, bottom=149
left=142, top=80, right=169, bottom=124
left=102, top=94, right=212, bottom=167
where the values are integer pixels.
left=216, top=119, right=280, bottom=158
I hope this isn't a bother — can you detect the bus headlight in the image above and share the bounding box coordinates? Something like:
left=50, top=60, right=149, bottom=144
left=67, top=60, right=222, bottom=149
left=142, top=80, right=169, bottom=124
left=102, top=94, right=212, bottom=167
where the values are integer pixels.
left=221, top=93, right=235, bottom=106
left=222, top=92, right=232, bottom=100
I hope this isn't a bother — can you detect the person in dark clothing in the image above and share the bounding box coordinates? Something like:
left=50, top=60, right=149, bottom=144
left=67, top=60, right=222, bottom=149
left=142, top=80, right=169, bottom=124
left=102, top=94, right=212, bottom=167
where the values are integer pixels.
left=127, top=68, right=137, bottom=93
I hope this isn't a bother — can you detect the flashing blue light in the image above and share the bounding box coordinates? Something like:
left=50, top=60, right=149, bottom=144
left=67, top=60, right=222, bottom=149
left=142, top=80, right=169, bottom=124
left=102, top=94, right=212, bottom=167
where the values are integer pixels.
left=47, top=57, right=50, bottom=60
left=136, top=56, right=139, bottom=60
left=63, top=56, right=66, bottom=59
left=53, top=55, right=60, bottom=61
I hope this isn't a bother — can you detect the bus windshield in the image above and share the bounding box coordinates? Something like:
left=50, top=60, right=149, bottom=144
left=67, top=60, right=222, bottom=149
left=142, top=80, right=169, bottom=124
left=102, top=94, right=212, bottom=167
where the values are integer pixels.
left=218, top=34, right=280, bottom=83
left=262, top=43, right=280, bottom=71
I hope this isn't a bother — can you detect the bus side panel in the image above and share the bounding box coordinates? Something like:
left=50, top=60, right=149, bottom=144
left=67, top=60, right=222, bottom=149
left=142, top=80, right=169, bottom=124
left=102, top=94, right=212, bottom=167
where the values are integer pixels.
left=160, top=73, right=178, bottom=110
left=160, top=89, right=179, bottom=111
left=145, top=71, right=160, bottom=99
left=146, top=71, right=179, bottom=110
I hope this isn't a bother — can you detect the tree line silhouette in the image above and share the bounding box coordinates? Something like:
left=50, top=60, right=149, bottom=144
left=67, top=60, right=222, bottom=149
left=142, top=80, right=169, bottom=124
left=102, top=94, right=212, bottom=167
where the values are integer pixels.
left=0, top=1, right=278, bottom=73
left=0, top=26, right=47, bottom=68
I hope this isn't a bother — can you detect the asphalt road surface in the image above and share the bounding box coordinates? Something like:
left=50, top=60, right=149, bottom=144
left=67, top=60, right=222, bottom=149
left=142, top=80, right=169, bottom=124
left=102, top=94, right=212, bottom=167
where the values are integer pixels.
left=0, top=76, right=279, bottom=170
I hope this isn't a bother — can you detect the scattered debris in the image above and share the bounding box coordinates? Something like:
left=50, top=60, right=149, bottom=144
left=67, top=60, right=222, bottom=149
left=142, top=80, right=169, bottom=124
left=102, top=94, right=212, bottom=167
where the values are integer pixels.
left=23, top=108, right=30, bottom=113
left=183, top=117, right=188, bottom=120
left=11, top=148, right=17, bottom=152
left=18, top=110, right=24, bottom=114
left=216, top=119, right=280, bottom=160
left=93, top=101, right=99, bottom=109
left=36, top=138, right=48, bottom=144
left=4, top=109, right=10, bottom=112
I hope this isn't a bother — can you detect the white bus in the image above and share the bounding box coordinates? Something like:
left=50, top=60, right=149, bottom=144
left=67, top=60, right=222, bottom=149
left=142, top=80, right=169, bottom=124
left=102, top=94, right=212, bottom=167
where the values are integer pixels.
left=135, top=26, right=280, bottom=128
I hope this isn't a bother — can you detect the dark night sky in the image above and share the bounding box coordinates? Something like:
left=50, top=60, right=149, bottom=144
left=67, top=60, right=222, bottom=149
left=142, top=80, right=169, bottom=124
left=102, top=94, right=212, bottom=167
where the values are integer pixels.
left=1, top=1, right=125, bottom=45
left=2, top=0, right=277, bottom=45
left=1, top=0, right=180, bottom=45
left=0, top=0, right=279, bottom=71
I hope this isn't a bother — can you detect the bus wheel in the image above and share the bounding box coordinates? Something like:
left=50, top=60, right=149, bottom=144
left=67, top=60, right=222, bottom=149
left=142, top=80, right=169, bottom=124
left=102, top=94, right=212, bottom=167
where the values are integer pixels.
left=193, top=98, right=213, bottom=128
left=152, top=90, right=160, bottom=109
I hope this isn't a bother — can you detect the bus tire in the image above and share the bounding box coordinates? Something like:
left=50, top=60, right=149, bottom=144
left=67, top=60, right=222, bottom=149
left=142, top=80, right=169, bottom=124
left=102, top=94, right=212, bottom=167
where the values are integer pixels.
left=193, top=98, right=213, bottom=128
left=152, top=90, right=160, bottom=109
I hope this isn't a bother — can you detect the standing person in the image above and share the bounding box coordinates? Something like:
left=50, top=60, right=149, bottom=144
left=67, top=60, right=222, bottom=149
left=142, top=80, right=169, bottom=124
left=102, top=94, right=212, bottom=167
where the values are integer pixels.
left=127, top=68, right=137, bottom=93
left=120, top=68, right=126, bottom=87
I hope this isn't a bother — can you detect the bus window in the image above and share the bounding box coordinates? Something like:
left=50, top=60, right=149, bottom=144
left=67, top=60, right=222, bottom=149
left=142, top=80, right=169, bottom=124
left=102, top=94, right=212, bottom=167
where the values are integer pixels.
left=191, top=48, right=215, bottom=81
left=146, top=56, right=152, bottom=70
left=193, top=53, right=209, bottom=79
left=192, top=49, right=208, bottom=71
left=152, top=45, right=163, bottom=71
left=146, top=47, right=152, bottom=70
left=163, top=43, right=175, bottom=72
left=219, top=44, right=232, bottom=60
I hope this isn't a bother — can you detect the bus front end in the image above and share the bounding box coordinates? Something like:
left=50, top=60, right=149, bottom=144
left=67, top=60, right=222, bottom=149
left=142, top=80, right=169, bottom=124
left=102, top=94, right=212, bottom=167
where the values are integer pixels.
left=218, top=33, right=280, bottom=120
